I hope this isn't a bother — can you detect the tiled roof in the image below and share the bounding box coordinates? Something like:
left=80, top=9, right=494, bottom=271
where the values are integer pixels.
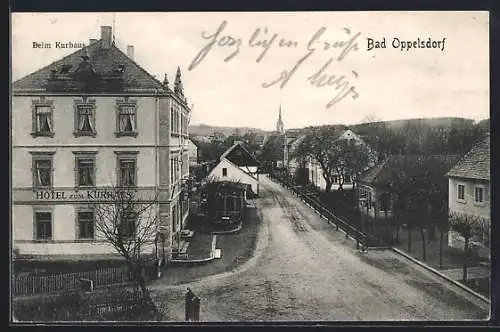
left=357, top=161, right=388, bottom=184
left=13, top=40, right=166, bottom=93
left=220, top=142, right=260, bottom=167
left=446, top=135, right=490, bottom=180
left=359, top=154, right=462, bottom=186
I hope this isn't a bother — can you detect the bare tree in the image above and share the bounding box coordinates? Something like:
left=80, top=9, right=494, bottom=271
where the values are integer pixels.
left=448, top=212, right=487, bottom=281
left=343, top=139, right=373, bottom=191
left=292, top=126, right=348, bottom=193
left=92, top=186, right=160, bottom=299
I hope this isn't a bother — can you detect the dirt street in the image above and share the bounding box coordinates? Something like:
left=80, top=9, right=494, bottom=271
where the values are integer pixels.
left=151, top=175, right=490, bottom=322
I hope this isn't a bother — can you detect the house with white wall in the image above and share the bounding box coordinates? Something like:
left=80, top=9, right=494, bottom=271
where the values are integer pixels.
left=207, top=141, right=260, bottom=196
left=446, top=134, right=490, bottom=259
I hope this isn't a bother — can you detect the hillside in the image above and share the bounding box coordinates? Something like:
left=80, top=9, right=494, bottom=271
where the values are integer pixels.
left=349, top=117, right=476, bottom=133
left=189, top=124, right=270, bottom=137
left=189, top=117, right=486, bottom=139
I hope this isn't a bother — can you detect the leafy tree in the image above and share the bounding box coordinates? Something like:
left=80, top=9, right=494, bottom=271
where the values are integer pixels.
left=475, top=118, right=490, bottom=134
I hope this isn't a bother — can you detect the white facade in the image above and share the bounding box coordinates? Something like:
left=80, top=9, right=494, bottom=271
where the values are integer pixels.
left=207, top=158, right=260, bottom=195
left=448, top=177, right=490, bottom=258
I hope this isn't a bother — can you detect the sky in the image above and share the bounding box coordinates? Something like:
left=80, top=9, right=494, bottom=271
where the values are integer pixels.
left=11, top=12, right=489, bottom=131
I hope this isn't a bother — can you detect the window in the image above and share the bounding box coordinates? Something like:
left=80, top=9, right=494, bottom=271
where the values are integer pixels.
left=380, top=193, right=391, bottom=211
left=74, top=98, right=96, bottom=137
left=171, top=106, right=180, bottom=135
left=170, top=105, right=182, bottom=135
left=35, top=211, right=52, bottom=240
left=175, top=108, right=180, bottom=134
left=457, top=184, right=466, bottom=201
left=119, top=210, right=136, bottom=238
left=475, top=186, right=484, bottom=204
left=170, top=155, right=181, bottom=185
left=222, top=167, right=228, bottom=176
left=170, top=158, right=175, bottom=184
left=115, top=152, right=138, bottom=187
left=180, top=113, right=188, bottom=136
left=119, top=159, right=136, bottom=186
left=77, top=210, right=94, bottom=239
left=116, top=99, right=138, bottom=137
left=182, top=152, right=189, bottom=175
left=31, top=152, right=55, bottom=188
left=170, top=107, right=175, bottom=133
left=74, top=152, right=97, bottom=187
left=226, top=196, right=235, bottom=211
left=181, top=114, right=186, bottom=136
left=31, top=98, right=55, bottom=137
left=175, top=157, right=180, bottom=182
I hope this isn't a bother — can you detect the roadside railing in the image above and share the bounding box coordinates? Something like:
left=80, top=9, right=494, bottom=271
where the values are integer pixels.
left=269, top=173, right=373, bottom=250
left=294, top=185, right=368, bottom=250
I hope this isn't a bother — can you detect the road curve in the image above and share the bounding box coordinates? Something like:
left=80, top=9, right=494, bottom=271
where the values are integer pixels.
left=152, top=175, right=490, bottom=322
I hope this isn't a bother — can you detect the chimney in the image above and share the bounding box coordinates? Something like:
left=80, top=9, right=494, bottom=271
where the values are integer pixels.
left=100, top=26, right=112, bottom=49
left=89, top=38, right=97, bottom=45
left=126, top=45, right=134, bottom=60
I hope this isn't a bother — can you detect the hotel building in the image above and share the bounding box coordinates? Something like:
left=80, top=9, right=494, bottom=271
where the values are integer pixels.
left=12, top=26, right=191, bottom=262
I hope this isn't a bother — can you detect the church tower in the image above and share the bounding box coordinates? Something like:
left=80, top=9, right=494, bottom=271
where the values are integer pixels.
left=276, top=105, right=284, bottom=134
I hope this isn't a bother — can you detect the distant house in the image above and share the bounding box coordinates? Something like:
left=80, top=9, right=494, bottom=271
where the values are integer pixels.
left=308, top=129, right=374, bottom=191
left=187, top=139, right=198, bottom=166
left=446, top=134, right=490, bottom=259
left=207, top=141, right=261, bottom=196
left=284, top=128, right=375, bottom=190
left=357, top=154, right=461, bottom=220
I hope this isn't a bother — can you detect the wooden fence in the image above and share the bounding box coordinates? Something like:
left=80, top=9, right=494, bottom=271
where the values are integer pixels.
left=13, top=267, right=133, bottom=296
left=13, top=289, right=159, bottom=321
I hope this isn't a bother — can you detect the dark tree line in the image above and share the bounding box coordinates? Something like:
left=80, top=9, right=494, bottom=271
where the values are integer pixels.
left=352, top=117, right=488, bottom=160
left=192, top=130, right=263, bottom=163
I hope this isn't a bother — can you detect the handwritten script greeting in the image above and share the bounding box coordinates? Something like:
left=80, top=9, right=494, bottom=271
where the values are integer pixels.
left=188, top=21, right=361, bottom=109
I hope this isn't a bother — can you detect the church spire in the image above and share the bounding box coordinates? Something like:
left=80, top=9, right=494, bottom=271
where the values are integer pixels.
left=276, top=105, right=284, bottom=134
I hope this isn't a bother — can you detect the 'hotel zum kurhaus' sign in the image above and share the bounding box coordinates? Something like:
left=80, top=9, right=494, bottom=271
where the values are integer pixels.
left=33, top=189, right=136, bottom=201
left=11, top=188, right=163, bottom=204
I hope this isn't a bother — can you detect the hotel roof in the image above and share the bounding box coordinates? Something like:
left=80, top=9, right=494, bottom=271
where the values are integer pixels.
left=13, top=32, right=166, bottom=94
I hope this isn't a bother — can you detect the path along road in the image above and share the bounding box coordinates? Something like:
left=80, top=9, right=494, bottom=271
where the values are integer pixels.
left=151, top=175, right=490, bottom=322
